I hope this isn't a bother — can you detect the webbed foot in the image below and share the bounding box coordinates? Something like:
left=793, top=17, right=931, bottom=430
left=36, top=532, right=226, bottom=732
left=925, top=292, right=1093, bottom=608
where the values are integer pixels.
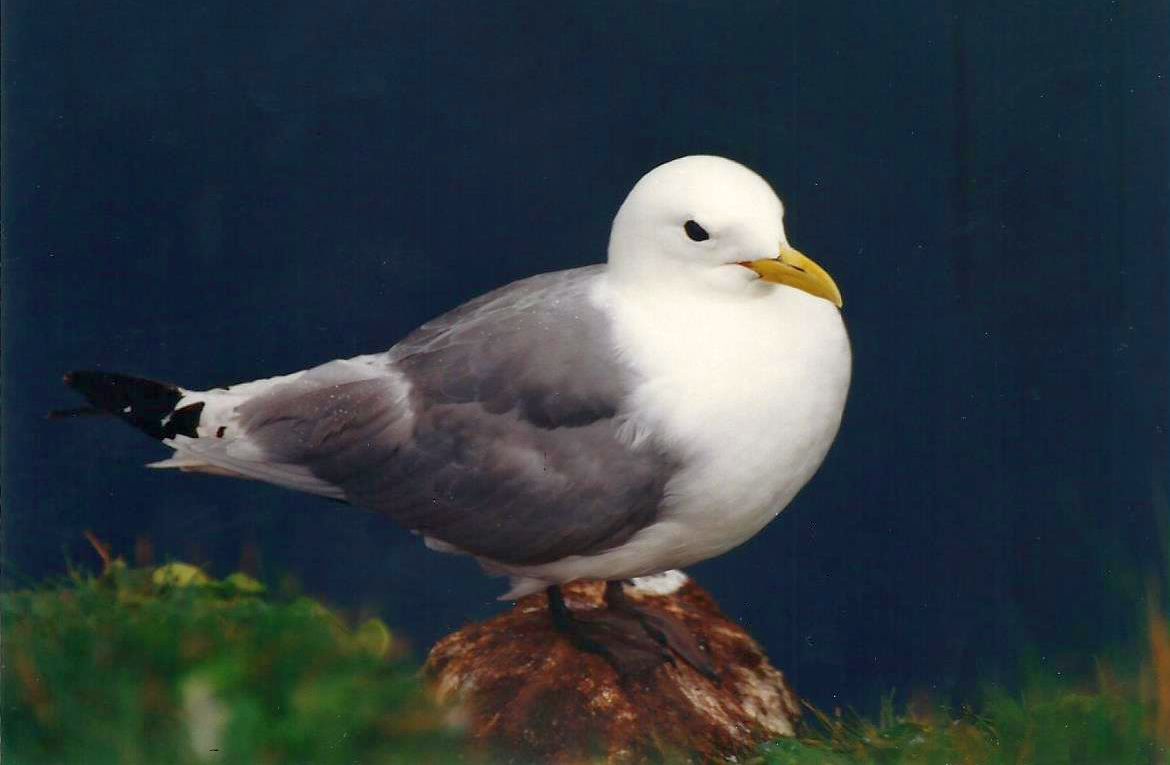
left=546, top=582, right=717, bottom=680
left=547, top=585, right=672, bottom=676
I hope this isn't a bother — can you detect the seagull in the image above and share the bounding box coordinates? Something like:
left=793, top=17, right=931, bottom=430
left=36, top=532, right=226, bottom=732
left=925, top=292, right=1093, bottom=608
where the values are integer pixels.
left=62, top=155, right=851, bottom=676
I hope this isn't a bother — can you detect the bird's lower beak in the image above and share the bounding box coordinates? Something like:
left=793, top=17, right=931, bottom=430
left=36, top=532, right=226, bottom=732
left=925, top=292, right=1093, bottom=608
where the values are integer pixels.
left=742, top=246, right=843, bottom=308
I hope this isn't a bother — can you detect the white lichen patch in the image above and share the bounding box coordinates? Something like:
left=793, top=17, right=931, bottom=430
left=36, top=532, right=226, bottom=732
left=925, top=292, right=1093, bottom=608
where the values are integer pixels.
left=629, top=569, right=689, bottom=596
left=729, top=665, right=797, bottom=738
left=181, top=676, right=228, bottom=761
left=675, top=671, right=740, bottom=736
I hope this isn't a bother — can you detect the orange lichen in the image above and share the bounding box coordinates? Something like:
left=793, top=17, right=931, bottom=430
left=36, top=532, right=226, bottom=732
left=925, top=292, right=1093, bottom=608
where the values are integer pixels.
left=425, top=577, right=799, bottom=764
left=1147, top=595, right=1170, bottom=748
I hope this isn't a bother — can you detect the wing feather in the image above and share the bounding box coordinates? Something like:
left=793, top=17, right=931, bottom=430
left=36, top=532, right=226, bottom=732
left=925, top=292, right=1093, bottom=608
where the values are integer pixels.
left=236, top=267, right=675, bottom=566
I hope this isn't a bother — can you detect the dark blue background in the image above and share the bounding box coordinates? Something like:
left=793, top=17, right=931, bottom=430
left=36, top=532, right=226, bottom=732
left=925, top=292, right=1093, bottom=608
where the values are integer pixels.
left=4, top=1, right=1167, bottom=710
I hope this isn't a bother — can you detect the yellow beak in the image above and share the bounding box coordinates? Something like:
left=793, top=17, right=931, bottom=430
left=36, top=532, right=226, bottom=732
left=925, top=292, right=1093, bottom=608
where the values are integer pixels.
left=743, top=246, right=843, bottom=308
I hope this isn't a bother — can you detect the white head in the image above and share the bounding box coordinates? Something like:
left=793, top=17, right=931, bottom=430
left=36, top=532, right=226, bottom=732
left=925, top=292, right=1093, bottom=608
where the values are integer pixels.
left=606, top=155, right=842, bottom=307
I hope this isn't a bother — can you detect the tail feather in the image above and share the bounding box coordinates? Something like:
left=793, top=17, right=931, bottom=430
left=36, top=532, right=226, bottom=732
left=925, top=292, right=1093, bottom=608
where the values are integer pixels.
left=60, top=365, right=351, bottom=501
left=63, top=370, right=204, bottom=440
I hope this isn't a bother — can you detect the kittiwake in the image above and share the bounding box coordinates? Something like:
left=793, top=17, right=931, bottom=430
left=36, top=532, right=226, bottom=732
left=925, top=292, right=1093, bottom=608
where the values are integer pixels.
left=62, top=155, right=851, bottom=675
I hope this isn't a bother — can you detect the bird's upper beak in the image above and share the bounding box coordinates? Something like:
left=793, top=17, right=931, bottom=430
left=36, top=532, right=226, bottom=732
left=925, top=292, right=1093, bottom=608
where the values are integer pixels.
left=742, top=246, right=843, bottom=308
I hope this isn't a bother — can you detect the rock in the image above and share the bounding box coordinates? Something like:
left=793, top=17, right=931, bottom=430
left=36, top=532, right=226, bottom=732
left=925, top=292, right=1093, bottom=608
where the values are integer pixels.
left=424, top=572, right=801, bottom=763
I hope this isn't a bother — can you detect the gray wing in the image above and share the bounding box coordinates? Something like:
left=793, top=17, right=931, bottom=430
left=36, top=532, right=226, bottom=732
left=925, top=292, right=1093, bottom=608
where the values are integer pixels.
left=237, top=266, right=674, bottom=566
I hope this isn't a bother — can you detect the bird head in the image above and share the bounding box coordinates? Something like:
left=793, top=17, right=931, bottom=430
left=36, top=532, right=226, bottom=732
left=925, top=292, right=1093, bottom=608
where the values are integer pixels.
left=606, top=155, right=842, bottom=308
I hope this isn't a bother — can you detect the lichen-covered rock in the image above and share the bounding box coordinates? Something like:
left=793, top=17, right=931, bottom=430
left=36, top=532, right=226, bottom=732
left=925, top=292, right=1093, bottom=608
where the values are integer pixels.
left=425, top=572, right=800, bottom=763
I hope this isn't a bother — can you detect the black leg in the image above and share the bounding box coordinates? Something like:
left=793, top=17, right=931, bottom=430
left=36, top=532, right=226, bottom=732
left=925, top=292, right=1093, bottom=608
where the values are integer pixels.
left=545, top=584, right=671, bottom=676
left=603, top=579, right=630, bottom=608
left=546, top=585, right=572, bottom=627
left=603, top=580, right=718, bottom=680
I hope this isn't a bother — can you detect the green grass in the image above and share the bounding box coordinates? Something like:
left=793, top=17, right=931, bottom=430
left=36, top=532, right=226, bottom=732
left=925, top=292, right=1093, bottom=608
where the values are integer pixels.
left=759, top=617, right=1170, bottom=765
left=2, top=559, right=463, bottom=765
left=761, top=689, right=1161, bottom=765
left=4, top=555, right=1167, bottom=764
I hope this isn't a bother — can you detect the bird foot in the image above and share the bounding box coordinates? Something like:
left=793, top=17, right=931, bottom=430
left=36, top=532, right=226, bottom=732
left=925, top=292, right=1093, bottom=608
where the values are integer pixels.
left=546, top=583, right=718, bottom=680
left=625, top=605, right=719, bottom=680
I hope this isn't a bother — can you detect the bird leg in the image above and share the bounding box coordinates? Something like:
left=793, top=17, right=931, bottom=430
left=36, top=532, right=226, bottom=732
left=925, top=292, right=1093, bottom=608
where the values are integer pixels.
left=546, top=585, right=672, bottom=677
left=545, top=583, right=717, bottom=680
left=602, top=580, right=718, bottom=679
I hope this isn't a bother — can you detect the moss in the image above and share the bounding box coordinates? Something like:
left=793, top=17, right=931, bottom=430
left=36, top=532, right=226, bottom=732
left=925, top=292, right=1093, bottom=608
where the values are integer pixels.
left=4, top=555, right=1166, bottom=764
left=759, top=612, right=1170, bottom=765
left=2, top=561, right=463, bottom=765
left=761, top=691, right=1159, bottom=765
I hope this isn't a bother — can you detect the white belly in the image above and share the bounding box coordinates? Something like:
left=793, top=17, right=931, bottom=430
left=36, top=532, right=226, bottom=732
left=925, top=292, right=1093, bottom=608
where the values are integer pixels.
left=499, top=275, right=851, bottom=597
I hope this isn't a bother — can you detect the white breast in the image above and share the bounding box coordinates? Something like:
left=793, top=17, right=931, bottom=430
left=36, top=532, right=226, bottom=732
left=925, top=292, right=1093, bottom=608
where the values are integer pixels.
left=607, top=275, right=851, bottom=566
left=495, top=273, right=851, bottom=597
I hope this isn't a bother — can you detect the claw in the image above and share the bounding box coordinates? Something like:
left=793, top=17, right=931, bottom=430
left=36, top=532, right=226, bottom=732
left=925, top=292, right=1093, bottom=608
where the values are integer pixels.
left=545, top=584, right=718, bottom=680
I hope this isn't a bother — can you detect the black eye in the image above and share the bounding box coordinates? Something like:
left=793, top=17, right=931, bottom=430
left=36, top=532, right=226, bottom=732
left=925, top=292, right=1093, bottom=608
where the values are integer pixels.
left=684, top=220, right=709, bottom=242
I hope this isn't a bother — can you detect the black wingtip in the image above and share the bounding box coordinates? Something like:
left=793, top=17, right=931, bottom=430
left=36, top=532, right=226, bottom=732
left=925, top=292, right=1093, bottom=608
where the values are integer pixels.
left=61, top=369, right=202, bottom=439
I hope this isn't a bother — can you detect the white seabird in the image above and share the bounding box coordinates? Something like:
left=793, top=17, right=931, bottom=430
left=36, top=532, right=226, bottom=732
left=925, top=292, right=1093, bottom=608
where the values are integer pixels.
left=64, top=155, right=851, bottom=674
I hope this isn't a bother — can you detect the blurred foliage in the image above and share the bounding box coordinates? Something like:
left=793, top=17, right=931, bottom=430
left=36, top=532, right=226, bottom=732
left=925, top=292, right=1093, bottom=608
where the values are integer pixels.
left=2, top=556, right=464, bottom=765
left=759, top=599, right=1170, bottom=765
left=3, top=543, right=1167, bottom=764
